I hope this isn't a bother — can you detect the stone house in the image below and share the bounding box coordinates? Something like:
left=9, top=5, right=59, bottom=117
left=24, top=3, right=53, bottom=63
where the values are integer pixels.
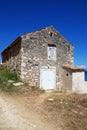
left=1, top=26, right=85, bottom=91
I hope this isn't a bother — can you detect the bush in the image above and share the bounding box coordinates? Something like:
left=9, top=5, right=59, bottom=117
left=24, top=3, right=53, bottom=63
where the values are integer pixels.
left=0, top=65, right=20, bottom=92
left=0, top=66, right=19, bottom=82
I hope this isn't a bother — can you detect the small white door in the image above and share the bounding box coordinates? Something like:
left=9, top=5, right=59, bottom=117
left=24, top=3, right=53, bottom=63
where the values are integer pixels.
left=40, top=67, right=56, bottom=90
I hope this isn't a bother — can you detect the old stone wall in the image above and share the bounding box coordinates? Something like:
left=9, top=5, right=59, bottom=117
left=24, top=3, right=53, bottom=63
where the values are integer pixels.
left=2, top=26, right=74, bottom=90
left=20, top=26, right=74, bottom=90
left=2, top=38, right=22, bottom=75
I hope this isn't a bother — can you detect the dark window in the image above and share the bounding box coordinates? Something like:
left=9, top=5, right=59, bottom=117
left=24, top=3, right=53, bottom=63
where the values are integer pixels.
left=48, top=44, right=56, bottom=47
left=66, top=73, right=68, bottom=76
left=50, top=32, right=53, bottom=37
left=85, top=70, right=87, bottom=81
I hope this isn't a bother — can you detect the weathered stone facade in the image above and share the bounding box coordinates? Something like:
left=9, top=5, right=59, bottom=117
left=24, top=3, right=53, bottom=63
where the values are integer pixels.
left=2, top=37, right=22, bottom=75
left=1, top=26, right=74, bottom=91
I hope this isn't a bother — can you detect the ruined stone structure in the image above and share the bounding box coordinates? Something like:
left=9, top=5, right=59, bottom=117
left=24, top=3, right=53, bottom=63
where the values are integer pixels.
left=1, top=26, right=74, bottom=91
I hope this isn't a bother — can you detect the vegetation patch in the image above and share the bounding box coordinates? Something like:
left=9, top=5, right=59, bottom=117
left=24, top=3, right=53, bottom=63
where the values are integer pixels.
left=43, top=93, right=87, bottom=130
left=0, top=65, right=44, bottom=94
left=0, top=65, right=20, bottom=92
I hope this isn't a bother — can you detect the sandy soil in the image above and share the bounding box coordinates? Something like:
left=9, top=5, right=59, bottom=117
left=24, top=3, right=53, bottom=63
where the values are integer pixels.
left=0, top=90, right=87, bottom=130
left=0, top=91, right=62, bottom=130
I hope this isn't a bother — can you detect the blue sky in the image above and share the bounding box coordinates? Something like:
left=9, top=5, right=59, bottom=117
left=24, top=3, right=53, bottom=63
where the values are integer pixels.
left=0, top=0, right=87, bottom=67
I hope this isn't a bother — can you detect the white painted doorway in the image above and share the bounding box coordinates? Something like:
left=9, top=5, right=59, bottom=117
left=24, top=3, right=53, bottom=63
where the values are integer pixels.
left=40, top=67, right=56, bottom=90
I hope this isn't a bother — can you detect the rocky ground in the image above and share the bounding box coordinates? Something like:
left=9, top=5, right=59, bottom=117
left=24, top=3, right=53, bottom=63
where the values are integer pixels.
left=0, top=87, right=87, bottom=130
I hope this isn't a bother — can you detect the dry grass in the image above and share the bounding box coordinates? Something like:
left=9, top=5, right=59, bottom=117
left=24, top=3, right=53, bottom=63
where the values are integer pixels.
left=13, top=87, right=87, bottom=130
left=0, top=86, right=87, bottom=130
left=11, top=86, right=87, bottom=130
left=43, top=93, right=87, bottom=130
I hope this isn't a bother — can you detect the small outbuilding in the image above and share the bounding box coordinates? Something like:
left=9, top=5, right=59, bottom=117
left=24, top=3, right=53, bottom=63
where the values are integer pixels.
left=72, top=69, right=87, bottom=94
left=63, top=65, right=87, bottom=93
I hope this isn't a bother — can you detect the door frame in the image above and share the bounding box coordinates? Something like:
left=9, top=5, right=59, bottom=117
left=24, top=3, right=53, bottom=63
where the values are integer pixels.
left=40, top=66, right=56, bottom=90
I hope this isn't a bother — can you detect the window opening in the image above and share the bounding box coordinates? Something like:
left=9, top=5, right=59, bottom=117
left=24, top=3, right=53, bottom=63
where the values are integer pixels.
left=66, top=73, right=68, bottom=76
left=48, top=44, right=56, bottom=61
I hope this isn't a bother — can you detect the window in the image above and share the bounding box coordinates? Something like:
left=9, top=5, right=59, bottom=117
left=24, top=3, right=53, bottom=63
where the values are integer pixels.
left=66, top=73, right=69, bottom=76
left=85, top=70, right=87, bottom=81
left=50, top=32, right=53, bottom=37
left=48, top=44, right=56, bottom=61
left=49, top=32, right=54, bottom=37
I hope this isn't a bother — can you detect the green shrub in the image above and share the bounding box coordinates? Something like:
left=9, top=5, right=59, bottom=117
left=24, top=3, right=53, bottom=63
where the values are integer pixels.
left=0, top=65, right=20, bottom=92
left=0, top=66, right=19, bottom=82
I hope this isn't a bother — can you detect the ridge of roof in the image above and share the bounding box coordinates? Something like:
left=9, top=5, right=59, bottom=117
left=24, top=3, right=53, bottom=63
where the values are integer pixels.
left=2, top=25, right=73, bottom=54
left=21, top=25, right=54, bottom=37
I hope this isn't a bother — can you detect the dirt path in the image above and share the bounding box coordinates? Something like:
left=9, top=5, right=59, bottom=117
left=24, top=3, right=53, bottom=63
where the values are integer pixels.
left=0, top=89, right=87, bottom=130
left=0, top=92, right=62, bottom=130
left=0, top=94, right=37, bottom=130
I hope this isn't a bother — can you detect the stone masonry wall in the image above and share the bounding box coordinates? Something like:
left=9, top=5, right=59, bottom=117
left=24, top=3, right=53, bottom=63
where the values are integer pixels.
left=2, top=26, right=74, bottom=90
left=20, top=26, right=74, bottom=90
left=2, top=38, right=22, bottom=75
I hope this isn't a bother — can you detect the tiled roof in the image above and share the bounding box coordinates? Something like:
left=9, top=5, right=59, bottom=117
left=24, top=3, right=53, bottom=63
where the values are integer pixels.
left=63, top=65, right=85, bottom=71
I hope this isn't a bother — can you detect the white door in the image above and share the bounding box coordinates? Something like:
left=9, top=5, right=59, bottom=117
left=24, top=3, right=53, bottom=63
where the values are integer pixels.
left=40, top=67, right=56, bottom=90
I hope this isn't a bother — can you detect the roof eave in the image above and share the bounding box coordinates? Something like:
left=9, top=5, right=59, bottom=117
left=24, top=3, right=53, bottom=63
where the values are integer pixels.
left=63, top=65, right=85, bottom=71
left=1, top=36, right=21, bottom=55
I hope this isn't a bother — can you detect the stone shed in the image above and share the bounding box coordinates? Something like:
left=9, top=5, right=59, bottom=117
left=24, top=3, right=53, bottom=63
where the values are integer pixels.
left=72, top=69, right=87, bottom=94
left=63, top=65, right=86, bottom=93
left=2, top=26, right=74, bottom=91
